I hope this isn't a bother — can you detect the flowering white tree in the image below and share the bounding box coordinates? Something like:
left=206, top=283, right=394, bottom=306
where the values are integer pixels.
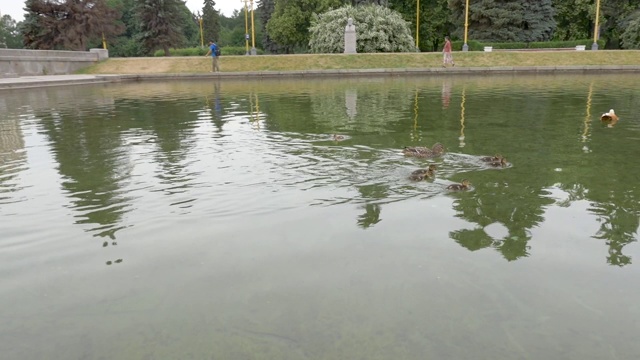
left=309, top=5, right=416, bottom=53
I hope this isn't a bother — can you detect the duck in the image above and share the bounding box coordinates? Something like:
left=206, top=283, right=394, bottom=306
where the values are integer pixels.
left=487, top=157, right=508, bottom=168
left=447, top=179, right=471, bottom=191
left=480, top=154, right=503, bottom=162
left=333, top=134, right=346, bottom=141
left=409, top=164, right=437, bottom=181
left=600, top=109, right=618, bottom=122
left=403, top=142, right=445, bottom=158
left=431, top=142, right=445, bottom=156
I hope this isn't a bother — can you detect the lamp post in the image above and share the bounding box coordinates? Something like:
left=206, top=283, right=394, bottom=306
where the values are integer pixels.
left=462, top=0, right=470, bottom=51
left=592, top=0, right=601, bottom=50
left=250, top=0, right=256, bottom=55
left=415, top=0, right=419, bottom=49
left=198, top=15, right=204, bottom=48
left=243, top=0, right=249, bottom=55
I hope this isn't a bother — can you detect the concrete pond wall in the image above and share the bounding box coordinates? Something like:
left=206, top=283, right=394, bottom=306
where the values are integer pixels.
left=0, top=48, right=108, bottom=77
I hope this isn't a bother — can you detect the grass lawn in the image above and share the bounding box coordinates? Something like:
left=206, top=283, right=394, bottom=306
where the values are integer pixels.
left=79, top=50, right=640, bottom=74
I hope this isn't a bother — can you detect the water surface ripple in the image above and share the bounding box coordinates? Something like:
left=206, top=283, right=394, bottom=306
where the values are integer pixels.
left=1, top=75, right=639, bottom=360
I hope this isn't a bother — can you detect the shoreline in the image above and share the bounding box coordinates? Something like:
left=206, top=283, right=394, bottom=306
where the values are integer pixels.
left=3, top=65, right=640, bottom=91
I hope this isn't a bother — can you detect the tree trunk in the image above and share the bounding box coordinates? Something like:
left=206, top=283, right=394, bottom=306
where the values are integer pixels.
left=163, top=45, right=171, bottom=56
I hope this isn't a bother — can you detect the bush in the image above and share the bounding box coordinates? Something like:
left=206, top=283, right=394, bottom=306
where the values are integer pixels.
left=153, top=46, right=265, bottom=57
left=447, top=39, right=605, bottom=51
left=308, top=5, right=417, bottom=53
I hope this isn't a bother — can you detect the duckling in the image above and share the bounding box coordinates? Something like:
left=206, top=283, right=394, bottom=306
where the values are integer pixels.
left=409, top=164, right=437, bottom=181
left=480, top=154, right=503, bottom=162
left=403, top=146, right=433, bottom=157
left=333, top=134, right=346, bottom=141
left=447, top=179, right=471, bottom=191
left=600, top=109, right=618, bottom=122
left=487, top=157, right=508, bottom=168
left=431, top=142, right=445, bottom=156
left=403, top=142, right=445, bottom=158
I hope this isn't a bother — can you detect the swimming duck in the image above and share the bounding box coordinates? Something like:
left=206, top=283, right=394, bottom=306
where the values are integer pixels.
left=600, top=109, right=618, bottom=122
left=431, top=143, right=445, bottom=156
left=409, top=164, right=437, bottom=181
left=333, top=134, right=346, bottom=141
left=447, top=179, right=471, bottom=191
left=480, top=154, right=503, bottom=162
left=403, top=143, right=445, bottom=158
left=487, top=157, right=508, bottom=168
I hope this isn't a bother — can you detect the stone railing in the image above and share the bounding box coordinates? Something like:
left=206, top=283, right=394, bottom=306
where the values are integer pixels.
left=0, top=48, right=108, bottom=77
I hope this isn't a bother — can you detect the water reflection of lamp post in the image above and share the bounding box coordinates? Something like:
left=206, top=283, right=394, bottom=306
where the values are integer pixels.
left=462, top=0, right=470, bottom=51
left=592, top=0, right=601, bottom=50
left=459, top=85, right=466, bottom=147
left=411, top=87, right=421, bottom=142
left=582, top=82, right=593, bottom=152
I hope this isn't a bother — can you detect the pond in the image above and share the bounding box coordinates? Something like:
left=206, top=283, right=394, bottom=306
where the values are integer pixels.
left=1, top=74, right=639, bottom=359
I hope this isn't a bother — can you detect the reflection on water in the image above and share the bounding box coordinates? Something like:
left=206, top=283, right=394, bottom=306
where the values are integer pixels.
left=1, top=75, right=640, bottom=359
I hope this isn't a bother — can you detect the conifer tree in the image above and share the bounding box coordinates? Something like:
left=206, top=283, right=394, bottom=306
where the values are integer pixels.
left=448, top=0, right=555, bottom=42
left=202, top=0, right=220, bottom=43
left=135, top=0, right=185, bottom=56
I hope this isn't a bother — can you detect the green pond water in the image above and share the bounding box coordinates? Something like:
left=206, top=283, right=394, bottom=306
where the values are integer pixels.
left=1, top=74, right=639, bottom=359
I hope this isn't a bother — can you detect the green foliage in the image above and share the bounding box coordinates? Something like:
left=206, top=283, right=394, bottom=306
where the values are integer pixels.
left=620, top=10, right=640, bottom=49
left=389, top=0, right=453, bottom=52
left=152, top=46, right=263, bottom=56
left=0, top=14, right=22, bottom=48
left=551, top=0, right=593, bottom=41
left=258, top=0, right=286, bottom=53
left=202, top=0, right=221, bottom=43
left=448, top=39, right=605, bottom=51
left=448, top=0, right=556, bottom=42
left=135, top=0, right=186, bottom=56
left=267, top=0, right=343, bottom=51
left=21, top=0, right=124, bottom=50
left=309, top=5, right=417, bottom=53
left=153, top=47, right=208, bottom=56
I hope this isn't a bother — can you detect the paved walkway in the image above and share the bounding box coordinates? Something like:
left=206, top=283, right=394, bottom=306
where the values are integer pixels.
left=2, top=65, right=640, bottom=91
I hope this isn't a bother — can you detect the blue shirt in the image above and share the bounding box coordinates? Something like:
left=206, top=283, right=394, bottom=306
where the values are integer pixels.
left=209, top=44, right=218, bottom=57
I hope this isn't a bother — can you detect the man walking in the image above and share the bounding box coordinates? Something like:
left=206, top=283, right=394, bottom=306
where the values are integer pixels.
left=205, top=40, right=220, bottom=72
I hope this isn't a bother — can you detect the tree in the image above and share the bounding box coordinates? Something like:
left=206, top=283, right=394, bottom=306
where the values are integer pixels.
left=389, top=0, right=452, bottom=52
left=308, top=5, right=416, bottom=53
left=135, top=0, right=186, bottom=56
left=520, top=0, right=556, bottom=42
left=0, top=14, right=23, bottom=48
left=107, top=0, right=146, bottom=57
left=620, top=10, right=640, bottom=49
left=202, top=0, right=221, bottom=44
left=258, top=0, right=286, bottom=53
left=600, top=0, right=640, bottom=49
left=551, top=0, right=592, bottom=41
left=22, top=0, right=124, bottom=51
left=448, top=0, right=555, bottom=42
left=266, top=0, right=343, bottom=52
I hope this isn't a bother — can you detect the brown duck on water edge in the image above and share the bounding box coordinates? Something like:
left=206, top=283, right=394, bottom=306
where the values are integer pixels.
left=403, top=142, right=445, bottom=158
left=487, top=157, right=508, bottom=168
left=447, top=179, right=471, bottom=191
left=409, top=164, right=437, bottom=181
